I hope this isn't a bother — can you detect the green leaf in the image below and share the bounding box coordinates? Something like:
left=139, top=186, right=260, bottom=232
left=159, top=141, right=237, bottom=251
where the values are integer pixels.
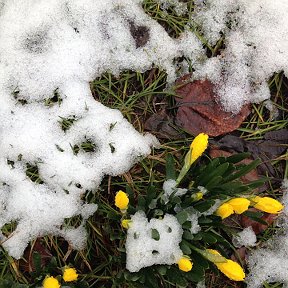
left=137, top=195, right=146, bottom=210
left=126, top=185, right=135, bottom=206
left=226, top=152, right=251, bottom=164
left=213, top=181, right=248, bottom=195
left=145, top=269, right=159, bottom=288
left=197, top=216, right=213, bottom=224
left=185, top=263, right=205, bottom=282
left=205, top=176, right=223, bottom=190
left=223, top=159, right=261, bottom=183
left=151, top=229, right=160, bottom=241
left=146, top=185, right=157, bottom=206
left=157, top=265, right=167, bottom=275
left=167, top=267, right=188, bottom=286
left=166, top=153, right=176, bottom=180
left=247, top=177, right=269, bottom=189
left=176, top=210, right=189, bottom=225
left=32, top=251, right=42, bottom=275
left=242, top=210, right=267, bottom=225
left=180, top=240, right=192, bottom=255
left=191, top=252, right=209, bottom=269
left=198, top=250, right=227, bottom=263
left=183, top=230, right=193, bottom=240
left=199, top=163, right=230, bottom=186
left=193, top=200, right=215, bottom=213
left=199, top=232, right=218, bottom=244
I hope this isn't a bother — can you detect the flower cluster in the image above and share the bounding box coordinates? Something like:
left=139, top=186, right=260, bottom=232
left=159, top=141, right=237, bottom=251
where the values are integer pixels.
left=216, top=196, right=283, bottom=219
left=112, top=133, right=284, bottom=286
left=43, top=267, right=78, bottom=288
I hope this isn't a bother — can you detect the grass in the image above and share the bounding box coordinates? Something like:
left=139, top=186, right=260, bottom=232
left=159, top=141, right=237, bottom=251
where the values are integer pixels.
left=1, top=1, right=288, bottom=288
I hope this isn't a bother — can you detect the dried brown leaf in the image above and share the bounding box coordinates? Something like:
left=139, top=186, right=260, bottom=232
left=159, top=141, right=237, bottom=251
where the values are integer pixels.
left=175, top=77, right=251, bottom=136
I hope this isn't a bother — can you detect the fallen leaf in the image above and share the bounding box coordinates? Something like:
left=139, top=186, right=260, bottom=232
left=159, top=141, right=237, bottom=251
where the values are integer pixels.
left=231, top=247, right=247, bottom=265
left=144, top=109, right=184, bottom=139
left=175, top=76, right=251, bottom=136
left=20, top=238, right=53, bottom=273
left=240, top=208, right=277, bottom=234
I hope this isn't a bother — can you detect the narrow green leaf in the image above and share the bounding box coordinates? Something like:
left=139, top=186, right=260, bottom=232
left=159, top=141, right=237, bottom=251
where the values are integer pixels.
left=193, top=200, right=215, bottom=213
left=199, top=163, right=230, bottom=186
left=180, top=240, right=192, bottom=255
left=226, top=152, right=251, bottom=164
left=166, top=153, right=176, bottom=180
left=223, top=159, right=261, bottom=183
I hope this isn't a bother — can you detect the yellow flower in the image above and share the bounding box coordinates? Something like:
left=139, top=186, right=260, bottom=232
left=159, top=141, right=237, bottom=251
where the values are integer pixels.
left=216, top=202, right=234, bottom=219
left=63, top=267, right=78, bottom=282
left=42, top=276, right=60, bottom=288
left=206, top=249, right=245, bottom=281
left=226, top=198, right=250, bottom=214
left=121, top=219, right=132, bottom=229
left=115, top=190, right=129, bottom=210
left=190, top=133, right=209, bottom=164
left=252, top=196, right=283, bottom=214
left=177, top=256, right=193, bottom=272
left=191, top=192, right=203, bottom=202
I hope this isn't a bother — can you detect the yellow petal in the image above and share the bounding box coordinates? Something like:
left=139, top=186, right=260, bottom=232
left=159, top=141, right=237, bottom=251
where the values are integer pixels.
left=115, top=190, right=129, bottom=210
left=177, top=257, right=193, bottom=272
left=121, top=219, right=132, bottom=229
left=43, top=276, right=61, bottom=288
left=252, top=196, right=283, bottom=214
left=63, top=267, right=78, bottom=282
left=227, top=198, right=250, bottom=214
left=215, top=259, right=245, bottom=281
left=216, top=203, right=234, bottom=219
left=206, top=250, right=245, bottom=281
left=190, top=133, right=209, bottom=164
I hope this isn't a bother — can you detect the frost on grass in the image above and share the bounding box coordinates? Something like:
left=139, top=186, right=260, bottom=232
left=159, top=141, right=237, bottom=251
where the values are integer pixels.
left=125, top=211, right=183, bottom=272
left=192, top=0, right=288, bottom=112
left=246, top=180, right=288, bottom=287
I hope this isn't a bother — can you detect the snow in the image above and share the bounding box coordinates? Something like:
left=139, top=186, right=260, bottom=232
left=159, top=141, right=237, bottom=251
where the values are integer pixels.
left=246, top=180, right=288, bottom=287
left=192, top=0, right=288, bottom=112
left=232, top=226, right=257, bottom=248
left=125, top=211, right=183, bottom=272
left=0, top=0, right=287, bottom=266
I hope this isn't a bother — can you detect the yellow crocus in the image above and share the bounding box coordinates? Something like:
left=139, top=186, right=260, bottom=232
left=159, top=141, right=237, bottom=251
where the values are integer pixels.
left=177, top=256, right=193, bottom=272
left=226, top=198, right=250, bottom=214
left=190, top=133, right=209, bottom=164
left=115, top=190, right=129, bottom=210
left=176, top=133, right=209, bottom=185
left=42, top=276, right=60, bottom=288
left=191, top=192, right=204, bottom=202
left=216, top=202, right=234, bottom=219
left=207, top=249, right=245, bottom=281
left=63, top=267, right=78, bottom=282
left=121, top=219, right=132, bottom=229
left=252, top=196, right=283, bottom=214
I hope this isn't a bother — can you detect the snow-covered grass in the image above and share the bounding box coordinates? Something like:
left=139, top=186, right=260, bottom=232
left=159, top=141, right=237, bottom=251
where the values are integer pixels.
left=0, top=0, right=287, bottom=287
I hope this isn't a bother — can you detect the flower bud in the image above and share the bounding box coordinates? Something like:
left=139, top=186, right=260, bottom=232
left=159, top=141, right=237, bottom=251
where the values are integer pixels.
left=216, top=203, right=234, bottom=219
left=115, top=190, right=129, bottom=210
left=226, top=198, right=250, bottom=214
left=252, top=196, right=283, bottom=214
left=177, top=256, right=193, bottom=272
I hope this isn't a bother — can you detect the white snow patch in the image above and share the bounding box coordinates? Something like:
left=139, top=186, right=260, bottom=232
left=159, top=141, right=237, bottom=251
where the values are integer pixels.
left=125, top=211, right=183, bottom=272
left=246, top=179, right=288, bottom=287
left=232, top=226, right=257, bottom=248
left=162, top=179, right=188, bottom=203
left=192, top=0, right=288, bottom=112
